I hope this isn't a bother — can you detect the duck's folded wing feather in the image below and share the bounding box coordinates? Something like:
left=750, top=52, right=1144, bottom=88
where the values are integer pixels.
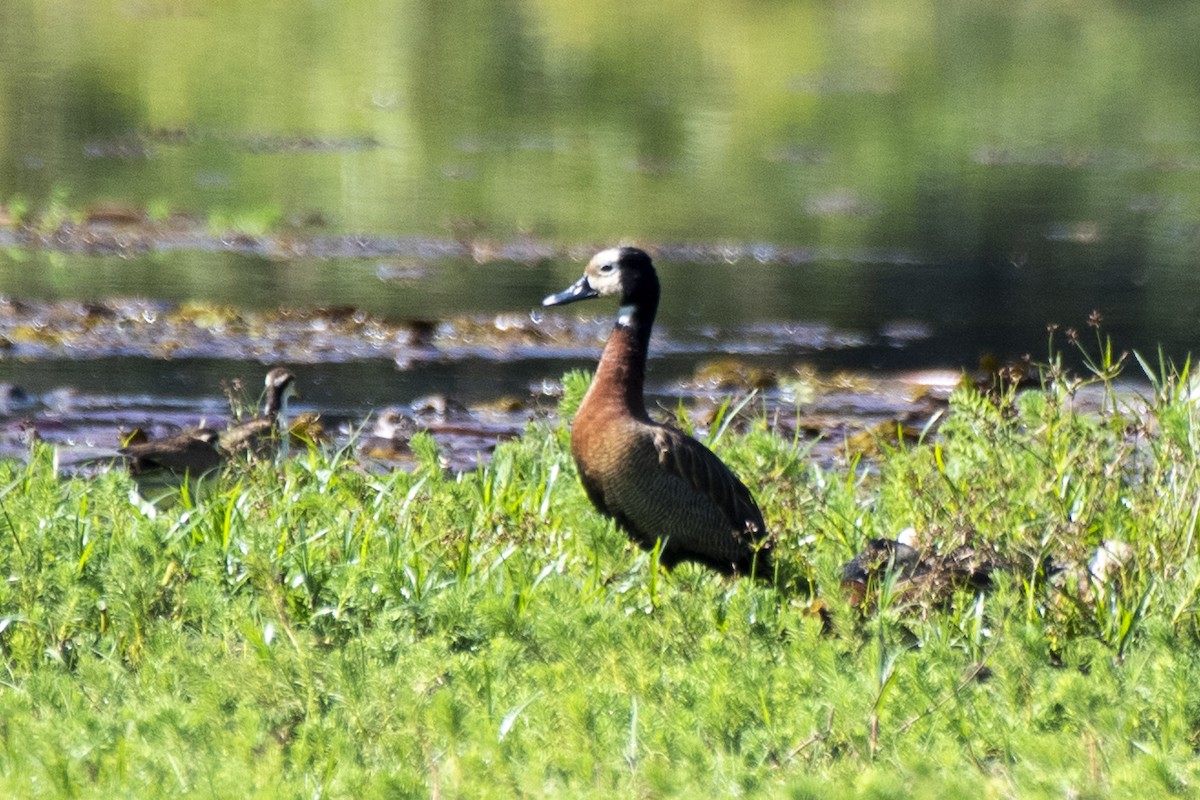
left=651, top=426, right=766, bottom=542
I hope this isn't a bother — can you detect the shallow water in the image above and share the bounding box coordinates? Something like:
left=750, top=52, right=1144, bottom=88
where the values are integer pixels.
left=0, top=351, right=968, bottom=474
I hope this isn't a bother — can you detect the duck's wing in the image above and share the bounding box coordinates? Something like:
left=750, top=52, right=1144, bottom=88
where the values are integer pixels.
left=651, top=425, right=767, bottom=543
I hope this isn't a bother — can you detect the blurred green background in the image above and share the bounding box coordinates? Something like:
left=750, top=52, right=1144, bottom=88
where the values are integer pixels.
left=2, top=0, right=1200, bottom=367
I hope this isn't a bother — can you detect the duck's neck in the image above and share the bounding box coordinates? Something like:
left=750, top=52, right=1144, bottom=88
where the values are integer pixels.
left=590, top=291, right=658, bottom=421
left=263, top=390, right=282, bottom=420
left=263, top=389, right=291, bottom=458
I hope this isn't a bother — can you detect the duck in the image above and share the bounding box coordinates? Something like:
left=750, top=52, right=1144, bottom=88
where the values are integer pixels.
left=219, top=368, right=300, bottom=458
left=542, top=246, right=772, bottom=576
left=119, top=426, right=223, bottom=498
left=840, top=537, right=999, bottom=612
left=358, top=408, right=419, bottom=461
left=372, top=408, right=418, bottom=439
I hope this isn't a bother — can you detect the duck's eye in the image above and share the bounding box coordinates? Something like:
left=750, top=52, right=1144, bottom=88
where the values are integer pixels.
left=599, top=263, right=615, bottom=273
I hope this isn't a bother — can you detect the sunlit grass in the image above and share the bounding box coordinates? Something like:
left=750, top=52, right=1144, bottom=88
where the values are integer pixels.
left=3, top=352, right=1200, bottom=797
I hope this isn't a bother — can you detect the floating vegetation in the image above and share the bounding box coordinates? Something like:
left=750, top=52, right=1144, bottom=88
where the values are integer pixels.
left=0, top=298, right=425, bottom=363
left=0, top=207, right=928, bottom=266
left=81, top=129, right=382, bottom=160
left=688, top=358, right=779, bottom=391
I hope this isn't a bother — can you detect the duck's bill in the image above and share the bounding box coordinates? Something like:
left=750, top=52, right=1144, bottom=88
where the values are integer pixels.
left=542, top=275, right=599, bottom=306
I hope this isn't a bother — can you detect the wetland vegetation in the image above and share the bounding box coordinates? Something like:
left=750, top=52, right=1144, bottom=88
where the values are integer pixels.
left=4, top=357, right=1200, bottom=797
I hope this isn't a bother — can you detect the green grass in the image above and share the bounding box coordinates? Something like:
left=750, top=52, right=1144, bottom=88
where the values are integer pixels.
left=4, top=362, right=1200, bottom=798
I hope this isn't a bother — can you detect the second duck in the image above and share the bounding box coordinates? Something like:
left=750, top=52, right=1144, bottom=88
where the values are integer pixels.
left=220, top=367, right=300, bottom=458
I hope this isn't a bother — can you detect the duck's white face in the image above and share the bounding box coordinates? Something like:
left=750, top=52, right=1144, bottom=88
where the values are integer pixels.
left=542, top=246, right=653, bottom=308
left=582, top=247, right=626, bottom=298
left=374, top=409, right=414, bottom=439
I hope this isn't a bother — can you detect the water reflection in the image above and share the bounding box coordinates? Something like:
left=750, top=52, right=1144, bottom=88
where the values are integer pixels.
left=3, top=1, right=1198, bottom=257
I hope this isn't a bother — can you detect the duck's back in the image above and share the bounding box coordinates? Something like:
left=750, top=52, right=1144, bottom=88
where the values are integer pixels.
left=219, top=417, right=275, bottom=456
left=122, top=430, right=222, bottom=475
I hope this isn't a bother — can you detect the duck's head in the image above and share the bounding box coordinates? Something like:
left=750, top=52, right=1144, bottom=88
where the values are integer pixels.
left=373, top=408, right=417, bottom=440
left=542, top=246, right=658, bottom=309
left=263, top=368, right=300, bottom=416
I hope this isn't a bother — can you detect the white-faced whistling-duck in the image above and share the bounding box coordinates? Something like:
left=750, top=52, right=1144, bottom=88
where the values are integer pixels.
left=543, top=246, right=772, bottom=577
